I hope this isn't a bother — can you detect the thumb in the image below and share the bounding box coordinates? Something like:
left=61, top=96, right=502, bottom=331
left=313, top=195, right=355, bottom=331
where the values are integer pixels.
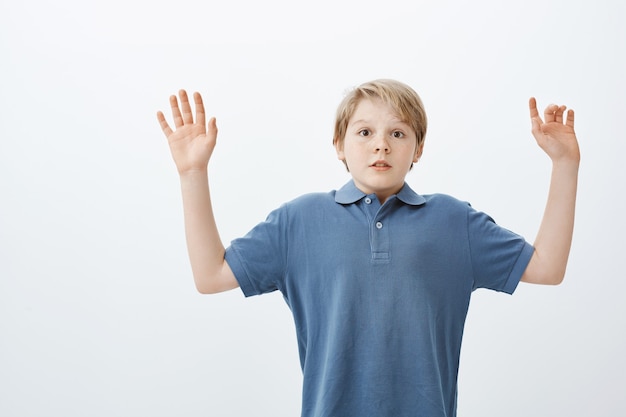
left=207, top=117, right=218, bottom=140
left=530, top=117, right=542, bottom=136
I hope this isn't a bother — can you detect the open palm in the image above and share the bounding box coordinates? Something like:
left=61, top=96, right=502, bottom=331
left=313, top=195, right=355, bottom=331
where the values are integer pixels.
left=157, top=90, right=218, bottom=174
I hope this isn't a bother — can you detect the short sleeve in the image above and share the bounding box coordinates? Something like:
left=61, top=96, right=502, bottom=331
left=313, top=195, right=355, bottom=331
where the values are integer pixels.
left=468, top=207, right=535, bottom=294
left=225, top=206, right=289, bottom=297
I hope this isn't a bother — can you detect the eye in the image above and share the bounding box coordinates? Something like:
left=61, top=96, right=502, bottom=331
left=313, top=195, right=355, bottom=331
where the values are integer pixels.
left=392, top=131, right=405, bottom=139
left=358, top=129, right=371, bottom=137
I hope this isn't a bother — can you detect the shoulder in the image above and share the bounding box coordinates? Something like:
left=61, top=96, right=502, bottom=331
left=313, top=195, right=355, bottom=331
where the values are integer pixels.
left=279, top=190, right=337, bottom=211
left=269, top=191, right=339, bottom=223
left=421, top=193, right=472, bottom=212
left=289, top=190, right=337, bottom=205
left=422, top=194, right=498, bottom=229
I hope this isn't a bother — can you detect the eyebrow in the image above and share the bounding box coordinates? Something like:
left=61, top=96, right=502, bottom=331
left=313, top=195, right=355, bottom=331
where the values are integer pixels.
left=349, top=119, right=410, bottom=128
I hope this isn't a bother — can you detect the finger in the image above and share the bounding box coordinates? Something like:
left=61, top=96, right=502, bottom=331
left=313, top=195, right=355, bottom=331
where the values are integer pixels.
left=529, top=97, right=540, bottom=119
left=156, top=111, right=173, bottom=137
left=207, top=116, right=218, bottom=140
left=529, top=97, right=543, bottom=127
left=530, top=116, right=544, bottom=138
left=529, top=97, right=544, bottom=134
left=179, top=90, right=194, bottom=125
left=194, top=92, right=206, bottom=127
left=555, top=105, right=566, bottom=124
left=566, top=109, right=575, bottom=129
left=170, top=95, right=184, bottom=128
left=544, top=104, right=558, bottom=123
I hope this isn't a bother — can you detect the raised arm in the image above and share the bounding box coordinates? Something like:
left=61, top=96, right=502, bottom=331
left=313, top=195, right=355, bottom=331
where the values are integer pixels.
left=521, top=98, right=580, bottom=285
left=157, top=90, right=238, bottom=294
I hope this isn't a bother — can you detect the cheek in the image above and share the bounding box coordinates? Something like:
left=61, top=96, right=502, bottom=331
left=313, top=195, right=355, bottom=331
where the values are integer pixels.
left=340, top=141, right=358, bottom=157
left=400, top=142, right=418, bottom=157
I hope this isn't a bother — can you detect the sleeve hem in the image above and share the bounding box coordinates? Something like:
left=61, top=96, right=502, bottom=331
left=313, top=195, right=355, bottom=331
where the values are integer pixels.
left=224, top=246, right=259, bottom=297
left=502, top=242, right=535, bottom=294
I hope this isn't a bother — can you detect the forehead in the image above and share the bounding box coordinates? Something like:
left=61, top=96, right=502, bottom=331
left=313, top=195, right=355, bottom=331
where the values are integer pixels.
left=349, top=98, right=406, bottom=125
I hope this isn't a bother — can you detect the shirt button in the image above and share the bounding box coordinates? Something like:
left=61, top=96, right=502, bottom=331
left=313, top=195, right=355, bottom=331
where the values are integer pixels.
left=376, top=221, right=383, bottom=229
left=364, top=197, right=372, bottom=204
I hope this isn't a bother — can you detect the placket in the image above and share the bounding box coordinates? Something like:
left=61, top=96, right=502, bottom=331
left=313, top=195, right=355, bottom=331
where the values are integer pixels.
left=361, top=195, right=391, bottom=264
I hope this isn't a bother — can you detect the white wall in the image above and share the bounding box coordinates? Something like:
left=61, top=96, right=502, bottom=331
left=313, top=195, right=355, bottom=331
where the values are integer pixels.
left=1, top=1, right=624, bottom=415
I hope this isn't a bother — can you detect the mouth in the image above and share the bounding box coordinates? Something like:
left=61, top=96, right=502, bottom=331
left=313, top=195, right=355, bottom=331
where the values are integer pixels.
left=370, top=160, right=391, bottom=168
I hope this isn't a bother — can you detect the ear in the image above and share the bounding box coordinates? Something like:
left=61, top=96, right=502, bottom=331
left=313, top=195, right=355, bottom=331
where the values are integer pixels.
left=413, top=142, right=424, bottom=163
left=335, top=140, right=345, bottom=161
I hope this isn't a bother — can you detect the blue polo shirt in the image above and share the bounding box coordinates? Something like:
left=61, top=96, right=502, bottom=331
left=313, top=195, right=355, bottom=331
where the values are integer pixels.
left=225, top=180, right=534, bottom=417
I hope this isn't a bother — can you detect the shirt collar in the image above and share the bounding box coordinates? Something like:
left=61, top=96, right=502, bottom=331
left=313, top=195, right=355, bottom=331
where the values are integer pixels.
left=335, top=180, right=426, bottom=206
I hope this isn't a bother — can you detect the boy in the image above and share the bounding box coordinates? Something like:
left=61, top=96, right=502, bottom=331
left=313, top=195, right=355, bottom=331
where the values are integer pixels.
left=157, top=79, right=579, bottom=416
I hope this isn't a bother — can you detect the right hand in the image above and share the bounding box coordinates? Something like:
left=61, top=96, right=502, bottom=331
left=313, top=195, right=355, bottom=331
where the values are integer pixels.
left=528, top=97, right=580, bottom=165
left=157, top=90, right=217, bottom=174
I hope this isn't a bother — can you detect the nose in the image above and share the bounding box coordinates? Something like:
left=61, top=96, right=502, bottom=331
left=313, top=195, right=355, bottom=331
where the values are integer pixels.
left=374, top=136, right=390, bottom=153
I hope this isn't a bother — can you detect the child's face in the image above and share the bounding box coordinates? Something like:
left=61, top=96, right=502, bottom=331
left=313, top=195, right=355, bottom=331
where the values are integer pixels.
left=336, top=98, right=423, bottom=204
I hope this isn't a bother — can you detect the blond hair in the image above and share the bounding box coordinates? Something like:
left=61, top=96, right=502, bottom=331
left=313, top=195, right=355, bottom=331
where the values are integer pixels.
left=333, top=79, right=427, bottom=150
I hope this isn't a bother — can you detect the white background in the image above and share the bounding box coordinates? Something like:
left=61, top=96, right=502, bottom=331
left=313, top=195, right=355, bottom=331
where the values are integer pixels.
left=1, top=1, right=625, bottom=416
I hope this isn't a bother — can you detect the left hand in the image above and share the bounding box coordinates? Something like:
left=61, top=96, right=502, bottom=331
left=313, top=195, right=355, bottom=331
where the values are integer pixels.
left=529, top=97, right=580, bottom=164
